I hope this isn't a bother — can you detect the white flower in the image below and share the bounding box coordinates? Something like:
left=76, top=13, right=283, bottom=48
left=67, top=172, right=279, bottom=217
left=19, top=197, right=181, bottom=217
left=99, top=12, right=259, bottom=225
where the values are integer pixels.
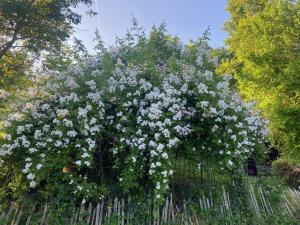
left=212, top=125, right=218, bottom=132
left=157, top=144, right=164, bottom=152
left=174, top=125, right=191, bottom=136
left=162, top=129, right=170, bottom=138
left=116, top=111, right=123, bottom=117
left=215, top=117, right=222, bottom=122
left=228, top=160, right=233, bottom=166
left=209, top=107, right=217, bottom=115
left=218, top=100, right=228, bottom=110
left=27, top=173, right=35, bottom=180
left=4, top=134, right=11, bottom=141
left=231, top=135, right=237, bottom=142
left=162, top=152, right=168, bottom=159
left=156, top=182, right=160, bottom=190
left=81, top=152, right=89, bottom=158
left=198, top=83, right=208, bottom=93
left=22, top=168, right=29, bottom=174
left=138, top=143, right=146, bottom=150
left=3, top=120, right=11, bottom=128
left=25, top=157, right=31, bottom=162
left=84, top=161, right=91, bottom=166
left=65, top=77, right=79, bottom=89
left=149, top=141, right=156, bottom=147
left=90, top=117, right=97, bottom=125
left=56, top=109, right=69, bottom=117
left=156, top=162, right=161, bottom=167
left=52, top=130, right=63, bottom=137
left=78, top=107, right=88, bottom=118
left=85, top=80, right=97, bottom=90
left=154, top=133, right=160, bottom=140
left=17, top=126, right=25, bottom=134
left=67, top=130, right=77, bottom=137
left=34, top=130, right=42, bottom=140
left=167, top=138, right=179, bottom=148
left=87, top=92, right=101, bottom=102
left=200, top=101, right=209, bottom=108
left=162, top=171, right=168, bottom=177
left=54, top=140, right=62, bottom=147
left=41, top=104, right=50, bottom=111
left=63, top=119, right=73, bottom=127
left=36, top=164, right=43, bottom=170
left=150, top=150, right=158, bottom=157
left=203, top=70, right=213, bottom=80
left=29, top=181, right=37, bottom=188
left=43, top=125, right=50, bottom=132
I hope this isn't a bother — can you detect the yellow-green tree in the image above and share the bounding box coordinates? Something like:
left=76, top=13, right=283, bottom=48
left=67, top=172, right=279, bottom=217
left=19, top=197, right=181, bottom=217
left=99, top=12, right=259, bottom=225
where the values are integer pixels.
left=221, top=0, right=300, bottom=158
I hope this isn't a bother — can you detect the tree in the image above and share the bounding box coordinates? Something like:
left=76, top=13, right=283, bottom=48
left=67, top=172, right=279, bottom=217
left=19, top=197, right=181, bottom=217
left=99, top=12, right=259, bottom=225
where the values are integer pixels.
left=221, top=0, right=300, bottom=158
left=0, top=49, right=32, bottom=92
left=0, top=0, right=93, bottom=61
left=0, top=0, right=95, bottom=97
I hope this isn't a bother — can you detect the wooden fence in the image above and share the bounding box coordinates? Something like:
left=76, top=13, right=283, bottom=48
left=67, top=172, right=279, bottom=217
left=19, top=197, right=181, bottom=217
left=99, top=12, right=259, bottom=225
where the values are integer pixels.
left=1, top=186, right=300, bottom=225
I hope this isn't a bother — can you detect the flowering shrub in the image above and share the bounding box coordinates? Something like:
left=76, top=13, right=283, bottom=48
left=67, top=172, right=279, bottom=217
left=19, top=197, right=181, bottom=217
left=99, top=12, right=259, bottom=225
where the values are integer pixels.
left=0, top=25, right=268, bottom=202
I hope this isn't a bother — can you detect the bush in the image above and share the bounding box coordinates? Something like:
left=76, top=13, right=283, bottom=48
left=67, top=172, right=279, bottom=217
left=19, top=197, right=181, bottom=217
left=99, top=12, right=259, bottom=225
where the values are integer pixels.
left=0, top=24, right=268, bottom=203
left=272, top=159, right=300, bottom=188
left=292, top=167, right=300, bottom=188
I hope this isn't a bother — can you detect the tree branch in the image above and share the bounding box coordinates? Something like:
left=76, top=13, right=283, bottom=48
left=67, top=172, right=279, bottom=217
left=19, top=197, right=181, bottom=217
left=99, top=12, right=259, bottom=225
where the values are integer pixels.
left=0, top=29, right=20, bottom=60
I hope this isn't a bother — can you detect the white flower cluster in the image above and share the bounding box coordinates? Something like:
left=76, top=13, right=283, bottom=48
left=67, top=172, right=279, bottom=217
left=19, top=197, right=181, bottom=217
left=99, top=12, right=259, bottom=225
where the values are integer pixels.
left=99, top=57, right=267, bottom=198
left=0, top=37, right=268, bottom=200
left=0, top=76, right=105, bottom=194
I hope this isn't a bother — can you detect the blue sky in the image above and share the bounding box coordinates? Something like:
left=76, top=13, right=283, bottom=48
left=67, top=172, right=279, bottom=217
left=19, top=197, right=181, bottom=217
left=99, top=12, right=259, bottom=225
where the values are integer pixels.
left=74, top=0, right=229, bottom=52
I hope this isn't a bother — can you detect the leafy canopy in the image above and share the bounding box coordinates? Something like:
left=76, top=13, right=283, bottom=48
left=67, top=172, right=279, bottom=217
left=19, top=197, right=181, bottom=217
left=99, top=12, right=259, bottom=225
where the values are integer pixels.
left=220, top=0, right=300, bottom=158
left=0, top=0, right=93, bottom=60
left=0, top=0, right=94, bottom=108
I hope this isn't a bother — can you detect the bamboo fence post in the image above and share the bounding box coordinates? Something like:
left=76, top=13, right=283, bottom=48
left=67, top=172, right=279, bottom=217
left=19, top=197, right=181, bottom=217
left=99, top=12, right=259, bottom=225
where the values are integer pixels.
left=94, top=203, right=100, bottom=225
left=40, top=204, right=48, bottom=225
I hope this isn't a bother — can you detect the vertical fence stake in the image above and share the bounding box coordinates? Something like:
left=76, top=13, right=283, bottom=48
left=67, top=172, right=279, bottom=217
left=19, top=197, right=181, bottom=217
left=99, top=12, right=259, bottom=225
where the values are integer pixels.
left=40, top=204, right=48, bottom=225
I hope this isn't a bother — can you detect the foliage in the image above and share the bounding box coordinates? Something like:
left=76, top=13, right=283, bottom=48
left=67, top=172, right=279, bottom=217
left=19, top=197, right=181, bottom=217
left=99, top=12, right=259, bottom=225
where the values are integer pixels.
left=0, top=0, right=93, bottom=60
left=0, top=0, right=94, bottom=95
left=0, top=50, right=32, bottom=93
left=0, top=24, right=267, bottom=203
left=272, top=159, right=300, bottom=188
left=221, top=0, right=300, bottom=159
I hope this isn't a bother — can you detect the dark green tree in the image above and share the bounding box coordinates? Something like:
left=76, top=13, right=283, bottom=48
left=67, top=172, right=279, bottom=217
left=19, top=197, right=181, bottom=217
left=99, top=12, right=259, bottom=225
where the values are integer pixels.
left=0, top=0, right=93, bottom=60
left=0, top=0, right=94, bottom=93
